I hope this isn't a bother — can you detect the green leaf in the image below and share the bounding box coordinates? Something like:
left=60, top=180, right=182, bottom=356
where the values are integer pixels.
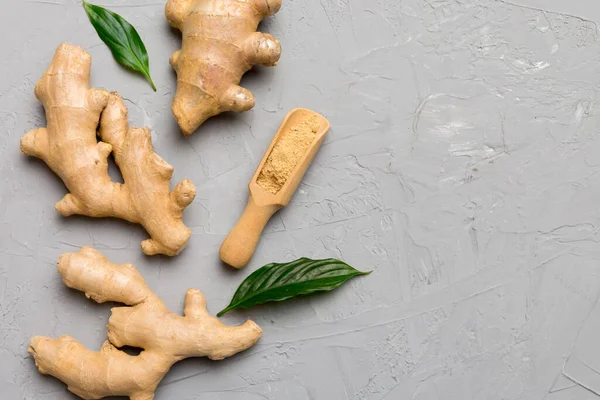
left=83, top=1, right=156, bottom=91
left=218, top=258, right=371, bottom=317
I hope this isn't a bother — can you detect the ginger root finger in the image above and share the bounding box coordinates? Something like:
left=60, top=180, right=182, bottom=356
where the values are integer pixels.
left=29, top=336, right=167, bottom=400
left=57, top=246, right=153, bottom=305
left=30, top=247, right=262, bottom=400
left=166, top=0, right=283, bottom=135
left=244, top=32, right=281, bottom=66
left=20, top=128, right=49, bottom=161
left=21, top=43, right=196, bottom=256
left=221, top=85, right=256, bottom=113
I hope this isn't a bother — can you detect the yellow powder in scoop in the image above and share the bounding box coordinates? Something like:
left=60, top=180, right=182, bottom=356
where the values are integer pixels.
left=257, top=115, right=320, bottom=194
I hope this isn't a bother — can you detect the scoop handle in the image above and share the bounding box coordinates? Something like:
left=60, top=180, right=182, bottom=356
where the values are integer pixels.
left=220, top=197, right=280, bottom=269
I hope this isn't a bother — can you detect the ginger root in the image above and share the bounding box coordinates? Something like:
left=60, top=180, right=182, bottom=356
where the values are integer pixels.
left=166, top=0, right=283, bottom=135
left=21, top=43, right=196, bottom=256
left=29, top=247, right=262, bottom=400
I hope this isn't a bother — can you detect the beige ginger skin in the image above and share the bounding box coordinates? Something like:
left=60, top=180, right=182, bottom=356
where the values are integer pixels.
left=29, top=247, right=262, bottom=400
left=20, top=44, right=196, bottom=256
left=166, top=0, right=283, bottom=135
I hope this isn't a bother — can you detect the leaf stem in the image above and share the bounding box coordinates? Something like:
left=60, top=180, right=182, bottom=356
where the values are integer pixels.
left=217, top=308, right=232, bottom=317
left=145, top=72, right=157, bottom=92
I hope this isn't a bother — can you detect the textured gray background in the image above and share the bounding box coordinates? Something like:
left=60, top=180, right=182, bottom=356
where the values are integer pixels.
left=3, top=0, right=600, bottom=399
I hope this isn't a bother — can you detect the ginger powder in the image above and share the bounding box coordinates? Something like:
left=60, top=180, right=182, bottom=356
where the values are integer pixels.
left=257, top=115, right=321, bottom=194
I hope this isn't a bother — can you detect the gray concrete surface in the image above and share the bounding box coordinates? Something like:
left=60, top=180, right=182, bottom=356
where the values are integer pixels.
left=2, top=0, right=600, bottom=398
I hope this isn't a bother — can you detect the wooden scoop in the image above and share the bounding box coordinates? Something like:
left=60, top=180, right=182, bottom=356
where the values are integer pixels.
left=220, top=108, right=330, bottom=269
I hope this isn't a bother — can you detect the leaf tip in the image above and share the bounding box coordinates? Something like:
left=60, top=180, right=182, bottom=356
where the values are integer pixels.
left=216, top=309, right=227, bottom=318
